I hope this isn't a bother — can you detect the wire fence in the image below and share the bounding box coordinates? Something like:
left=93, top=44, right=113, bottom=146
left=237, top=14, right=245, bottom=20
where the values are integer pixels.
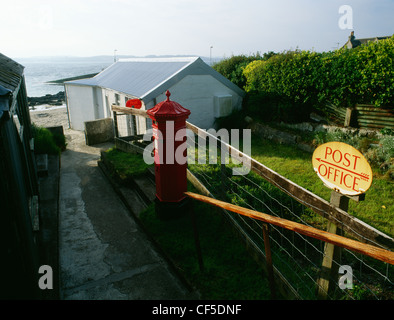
left=111, top=105, right=394, bottom=300
left=186, top=130, right=394, bottom=300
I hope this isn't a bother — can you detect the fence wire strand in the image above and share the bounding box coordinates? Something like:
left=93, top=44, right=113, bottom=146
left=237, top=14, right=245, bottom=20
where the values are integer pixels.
left=112, top=110, right=393, bottom=300
left=186, top=132, right=393, bottom=300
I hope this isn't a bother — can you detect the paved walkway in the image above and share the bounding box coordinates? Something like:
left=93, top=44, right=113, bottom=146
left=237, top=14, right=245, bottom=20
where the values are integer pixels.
left=58, top=129, right=196, bottom=299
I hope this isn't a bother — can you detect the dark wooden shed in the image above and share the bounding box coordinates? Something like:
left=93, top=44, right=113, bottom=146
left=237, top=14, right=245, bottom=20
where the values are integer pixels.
left=0, top=53, right=40, bottom=299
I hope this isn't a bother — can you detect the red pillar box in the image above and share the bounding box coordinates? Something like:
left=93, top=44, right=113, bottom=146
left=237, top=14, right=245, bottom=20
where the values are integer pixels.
left=147, top=91, right=191, bottom=219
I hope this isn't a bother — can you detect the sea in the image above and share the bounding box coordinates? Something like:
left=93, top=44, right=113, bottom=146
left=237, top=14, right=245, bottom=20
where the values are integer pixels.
left=14, top=56, right=114, bottom=98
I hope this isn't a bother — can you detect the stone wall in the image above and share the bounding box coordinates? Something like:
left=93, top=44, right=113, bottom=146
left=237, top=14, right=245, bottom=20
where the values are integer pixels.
left=84, top=118, right=114, bottom=146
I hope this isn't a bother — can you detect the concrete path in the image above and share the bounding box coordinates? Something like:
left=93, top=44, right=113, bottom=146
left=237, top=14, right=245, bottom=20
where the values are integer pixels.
left=58, top=129, right=196, bottom=300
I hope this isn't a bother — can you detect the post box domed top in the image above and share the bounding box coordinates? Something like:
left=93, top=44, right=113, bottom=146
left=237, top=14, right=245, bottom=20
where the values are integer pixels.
left=147, top=91, right=191, bottom=120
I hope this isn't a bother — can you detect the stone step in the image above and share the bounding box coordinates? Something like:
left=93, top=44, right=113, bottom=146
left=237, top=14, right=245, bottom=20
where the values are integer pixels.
left=118, top=185, right=149, bottom=218
left=36, top=154, right=48, bottom=176
left=98, top=160, right=153, bottom=218
left=132, top=175, right=156, bottom=205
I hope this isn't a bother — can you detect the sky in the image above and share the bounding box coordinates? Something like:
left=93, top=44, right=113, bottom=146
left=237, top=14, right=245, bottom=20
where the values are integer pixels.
left=1, top=0, right=393, bottom=59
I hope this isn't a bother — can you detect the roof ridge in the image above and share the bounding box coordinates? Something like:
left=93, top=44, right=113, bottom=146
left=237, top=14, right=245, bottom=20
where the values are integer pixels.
left=141, top=58, right=199, bottom=100
left=118, top=56, right=199, bottom=63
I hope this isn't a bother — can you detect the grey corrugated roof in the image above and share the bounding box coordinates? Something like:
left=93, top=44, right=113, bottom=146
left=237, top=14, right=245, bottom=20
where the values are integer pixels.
left=65, top=57, right=245, bottom=102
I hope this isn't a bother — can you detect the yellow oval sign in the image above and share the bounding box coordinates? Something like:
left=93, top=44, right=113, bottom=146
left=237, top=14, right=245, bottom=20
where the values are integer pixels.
left=312, top=142, right=373, bottom=196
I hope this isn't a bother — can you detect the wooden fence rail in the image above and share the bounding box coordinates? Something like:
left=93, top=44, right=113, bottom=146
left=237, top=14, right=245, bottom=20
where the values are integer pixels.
left=112, top=104, right=394, bottom=299
left=185, top=121, right=394, bottom=250
left=111, top=104, right=394, bottom=251
left=184, top=192, right=394, bottom=265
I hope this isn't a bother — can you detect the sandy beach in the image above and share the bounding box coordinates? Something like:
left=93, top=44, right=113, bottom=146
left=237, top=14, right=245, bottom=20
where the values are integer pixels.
left=29, top=105, right=70, bottom=129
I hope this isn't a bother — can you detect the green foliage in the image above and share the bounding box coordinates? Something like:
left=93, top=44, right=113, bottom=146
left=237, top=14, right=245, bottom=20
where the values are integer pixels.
left=32, top=124, right=65, bottom=155
left=244, top=50, right=323, bottom=105
left=108, top=138, right=393, bottom=299
left=241, top=50, right=323, bottom=122
left=52, top=131, right=67, bottom=152
left=317, top=37, right=394, bottom=108
left=212, top=52, right=276, bottom=89
left=139, top=199, right=271, bottom=299
left=104, top=147, right=153, bottom=181
left=241, top=37, right=394, bottom=122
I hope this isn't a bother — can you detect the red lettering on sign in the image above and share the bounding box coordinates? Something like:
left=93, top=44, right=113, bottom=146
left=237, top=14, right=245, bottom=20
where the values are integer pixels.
left=343, top=153, right=351, bottom=167
left=318, top=164, right=327, bottom=177
left=315, top=158, right=368, bottom=181
left=352, top=155, right=360, bottom=170
left=313, top=142, right=372, bottom=195
left=343, top=174, right=352, bottom=188
left=325, top=147, right=332, bottom=160
left=332, top=150, right=342, bottom=163
left=352, top=176, right=360, bottom=192
left=315, top=158, right=366, bottom=193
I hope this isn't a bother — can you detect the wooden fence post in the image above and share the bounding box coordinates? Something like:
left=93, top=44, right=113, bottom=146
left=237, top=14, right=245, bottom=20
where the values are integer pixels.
left=113, top=111, right=119, bottom=138
left=190, top=202, right=204, bottom=272
left=316, top=191, right=349, bottom=300
left=344, top=107, right=356, bottom=127
left=262, top=223, right=276, bottom=299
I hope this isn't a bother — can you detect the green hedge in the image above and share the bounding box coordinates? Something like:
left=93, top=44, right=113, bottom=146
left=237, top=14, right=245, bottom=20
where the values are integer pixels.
left=212, top=52, right=276, bottom=89
left=316, top=36, right=394, bottom=108
left=241, top=36, right=394, bottom=121
left=211, top=37, right=394, bottom=123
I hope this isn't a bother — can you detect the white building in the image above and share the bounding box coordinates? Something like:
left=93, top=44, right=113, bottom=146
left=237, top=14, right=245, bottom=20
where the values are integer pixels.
left=64, top=57, right=245, bottom=132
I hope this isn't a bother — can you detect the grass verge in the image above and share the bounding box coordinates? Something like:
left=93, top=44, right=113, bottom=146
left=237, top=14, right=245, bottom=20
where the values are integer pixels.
left=248, top=136, right=394, bottom=238
left=103, top=147, right=273, bottom=299
left=103, top=141, right=393, bottom=300
left=139, top=190, right=273, bottom=300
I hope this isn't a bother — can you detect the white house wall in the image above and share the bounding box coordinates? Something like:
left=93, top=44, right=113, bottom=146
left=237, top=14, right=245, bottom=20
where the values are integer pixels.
left=93, top=87, right=104, bottom=119
left=65, top=84, right=96, bottom=131
left=102, top=88, right=147, bottom=136
left=154, top=75, right=242, bottom=129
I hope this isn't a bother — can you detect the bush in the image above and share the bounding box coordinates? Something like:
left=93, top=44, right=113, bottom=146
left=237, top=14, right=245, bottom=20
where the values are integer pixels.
left=212, top=52, right=276, bottom=89
left=32, top=124, right=62, bottom=155
left=242, top=36, right=394, bottom=122
left=317, top=37, right=394, bottom=108
left=52, top=130, right=67, bottom=152
left=244, top=50, right=323, bottom=103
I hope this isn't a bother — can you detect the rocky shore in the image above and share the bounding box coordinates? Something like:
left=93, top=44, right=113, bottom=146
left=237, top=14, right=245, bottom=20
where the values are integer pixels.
left=28, top=91, right=65, bottom=108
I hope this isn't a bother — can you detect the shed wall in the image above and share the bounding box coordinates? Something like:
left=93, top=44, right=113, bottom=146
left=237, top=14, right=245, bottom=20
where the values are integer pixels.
left=65, top=85, right=95, bottom=130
